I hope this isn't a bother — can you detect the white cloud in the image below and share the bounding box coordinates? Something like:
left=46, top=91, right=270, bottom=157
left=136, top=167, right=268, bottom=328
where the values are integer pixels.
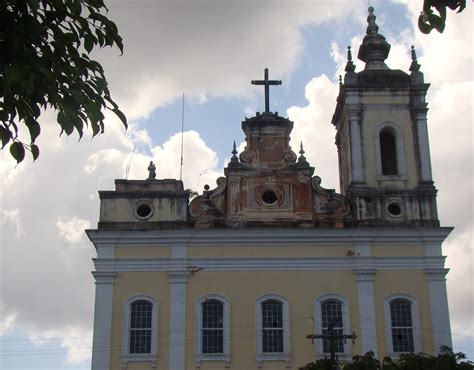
left=97, top=0, right=366, bottom=120
left=0, top=307, right=16, bottom=336
left=0, top=208, right=24, bottom=238
left=28, top=327, right=92, bottom=365
left=287, top=74, right=340, bottom=189
left=56, top=217, right=92, bottom=243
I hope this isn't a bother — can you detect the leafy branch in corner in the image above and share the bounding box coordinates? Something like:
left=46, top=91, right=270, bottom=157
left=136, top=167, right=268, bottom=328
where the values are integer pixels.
left=0, top=0, right=128, bottom=163
left=418, top=0, right=466, bottom=34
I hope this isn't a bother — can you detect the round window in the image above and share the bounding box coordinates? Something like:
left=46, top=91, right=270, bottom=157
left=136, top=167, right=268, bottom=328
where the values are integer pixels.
left=262, top=190, right=278, bottom=205
left=134, top=201, right=154, bottom=220
left=387, top=202, right=402, bottom=217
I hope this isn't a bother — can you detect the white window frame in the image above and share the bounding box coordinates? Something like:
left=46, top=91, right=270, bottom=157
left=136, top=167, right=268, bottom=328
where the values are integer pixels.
left=375, top=122, right=407, bottom=180
left=194, top=294, right=231, bottom=365
left=384, top=293, right=422, bottom=357
left=256, top=294, right=291, bottom=363
left=122, top=295, right=158, bottom=365
left=314, top=294, right=352, bottom=360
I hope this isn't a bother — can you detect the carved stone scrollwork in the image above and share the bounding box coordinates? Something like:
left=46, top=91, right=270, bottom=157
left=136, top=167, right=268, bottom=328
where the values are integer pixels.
left=240, top=149, right=256, bottom=163
left=311, top=176, right=351, bottom=219
left=209, top=177, right=227, bottom=200
left=284, top=149, right=297, bottom=163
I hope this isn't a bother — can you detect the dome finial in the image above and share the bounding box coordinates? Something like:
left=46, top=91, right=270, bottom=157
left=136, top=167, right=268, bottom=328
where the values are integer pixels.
left=357, top=6, right=391, bottom=70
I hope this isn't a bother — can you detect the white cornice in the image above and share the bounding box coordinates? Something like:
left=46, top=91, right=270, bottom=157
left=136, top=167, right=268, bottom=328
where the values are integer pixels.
left=93, top=256, right=446, bottom=272
left=86, top=227, right=453, bottom=246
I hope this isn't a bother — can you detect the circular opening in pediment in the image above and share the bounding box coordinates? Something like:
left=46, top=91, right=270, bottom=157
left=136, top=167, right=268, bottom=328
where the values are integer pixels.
left=387, top=202, right=402, bottom=217
left=262, top=190, right=278, bottom=205
left=134, top=201, right=154, bottom=220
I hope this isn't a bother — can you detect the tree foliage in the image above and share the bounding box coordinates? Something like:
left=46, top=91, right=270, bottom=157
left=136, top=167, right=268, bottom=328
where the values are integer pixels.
left=0, top=0, right=127, bottom=163
left=418, top=0, right=466, bottom=34
left=299, top=347, right=474, bottom=370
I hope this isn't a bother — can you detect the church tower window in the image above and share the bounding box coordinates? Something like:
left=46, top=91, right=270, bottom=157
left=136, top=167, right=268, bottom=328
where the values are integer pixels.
left=202, top=299, right=224, bottom=354
left=390, top=299, right=415, bottom=353
left=380, top=129, right=398, bottom=175
left=129, top=300, right=153, bottom=354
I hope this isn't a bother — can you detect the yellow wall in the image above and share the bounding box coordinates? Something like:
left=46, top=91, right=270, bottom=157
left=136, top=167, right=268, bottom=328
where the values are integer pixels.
left=371, top=245, right=425, bottom=257
left=188, top=245, right=351, bottom=258
left=186, top=270, right=360, bottom=370
left=110, top=272, right=170, bottom=370
left=109, top=248, right=435, bottom=368
left=374, top=270, right=434, bottom=358
left=115, top=246, right=171, bottom=258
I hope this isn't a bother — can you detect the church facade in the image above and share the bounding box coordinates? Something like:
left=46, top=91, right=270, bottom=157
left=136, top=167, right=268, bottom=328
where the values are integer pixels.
left=88, top=8, right=452, bottom=370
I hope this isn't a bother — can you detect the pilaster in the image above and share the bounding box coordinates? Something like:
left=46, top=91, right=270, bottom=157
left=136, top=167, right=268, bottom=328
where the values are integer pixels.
left=354, top=268, right=378, bottom=357
left=425, top=268, right=452, bottom=352
left=91, top=272, right=117, bottom=370
left=348, top=109, right=364, bottom=183
left=413, top=110, right=433, bottom=182
left=169, top=271, right=190, bottom=370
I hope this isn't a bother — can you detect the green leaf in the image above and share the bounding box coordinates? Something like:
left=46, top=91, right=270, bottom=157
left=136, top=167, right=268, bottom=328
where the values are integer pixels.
left=31, top=144, right=40, bottom=161
left=112, top=108, right=128, bottom=129
left=0, top=126, right=12, bottom=148
left=25, top=118, right=41, bottom=143
left=10, top=141, right=26, bottom=163
left=84, top=34, right=94, bottom=53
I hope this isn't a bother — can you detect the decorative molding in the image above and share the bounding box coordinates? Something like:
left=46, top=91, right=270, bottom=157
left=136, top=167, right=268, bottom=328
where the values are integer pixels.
left=424, top=268, right=449, bottom=281
left=86, top=227, right=453, bottom=246
left=353, top=268, right=377, bottom=281
left=168, top=271, right=189, bottom=283
left=94, top=256, right=446, bottom=273
left=92, top=271, right=117, bottom=284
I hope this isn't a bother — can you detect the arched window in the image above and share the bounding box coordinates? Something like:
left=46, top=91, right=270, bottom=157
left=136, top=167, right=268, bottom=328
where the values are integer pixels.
left=256, top=294, right=291, bottom=361
left=122, top=295, right=158, bottom=364
left=129, top=300, right=153, bottom=354
left=380, top=129, right=398, bottom=175
left=321, top=300, right=344, bottom=353
left=315, top=294, right=351, bottom=358
left=262, top=299, right=284, bottom=353
left=195, top=294, right=230, bottom=365
left=202, top=299, right=224, bottom=354
left=384, top=294, right=421, bottom=354
left=390, top=299, right=414, bottom=353
left=375, top=123, right=406, bottom=179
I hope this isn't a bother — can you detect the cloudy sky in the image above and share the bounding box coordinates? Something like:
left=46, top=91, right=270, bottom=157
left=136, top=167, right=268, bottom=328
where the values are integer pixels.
left=0, top=1, right=472, bottom=368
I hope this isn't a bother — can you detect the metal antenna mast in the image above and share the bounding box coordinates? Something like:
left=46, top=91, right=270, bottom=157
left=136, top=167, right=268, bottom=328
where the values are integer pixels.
left=179, top=93, right=185, bottom=181
left=124, top=146, right=136, bottom=179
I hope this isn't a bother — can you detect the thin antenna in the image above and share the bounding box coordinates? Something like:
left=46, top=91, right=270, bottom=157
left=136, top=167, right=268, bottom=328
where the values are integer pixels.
left=179, top=93, right=185, bottom=181
left=124, top=146, right=136, bottom=179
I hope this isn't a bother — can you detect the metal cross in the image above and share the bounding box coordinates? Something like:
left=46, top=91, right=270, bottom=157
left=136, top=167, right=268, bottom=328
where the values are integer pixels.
left=251, top=68, right=282, bottom=113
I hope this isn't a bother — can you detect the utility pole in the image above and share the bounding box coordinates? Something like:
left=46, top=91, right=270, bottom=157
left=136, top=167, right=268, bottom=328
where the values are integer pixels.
left=306, top=320, right=357, bottom=370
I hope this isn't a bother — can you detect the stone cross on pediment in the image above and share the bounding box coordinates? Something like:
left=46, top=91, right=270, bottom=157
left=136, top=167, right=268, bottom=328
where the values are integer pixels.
left=251, top=68, right=282, bottom=113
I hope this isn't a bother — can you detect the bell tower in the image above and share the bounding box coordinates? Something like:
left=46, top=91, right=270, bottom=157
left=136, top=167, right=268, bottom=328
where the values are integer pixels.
left=332, top=7, right=438, bottom=226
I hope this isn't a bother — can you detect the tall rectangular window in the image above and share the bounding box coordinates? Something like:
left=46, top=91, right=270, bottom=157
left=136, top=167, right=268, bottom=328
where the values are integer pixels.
left=262, top=300, right=284, bottom=353
left=129, top=300, right=153, bottom=354
left=202, top=300, right=224, bottom=354
left=390, top=299, right=415, bottom=352
left=321, top=300, right=344, bottom=353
